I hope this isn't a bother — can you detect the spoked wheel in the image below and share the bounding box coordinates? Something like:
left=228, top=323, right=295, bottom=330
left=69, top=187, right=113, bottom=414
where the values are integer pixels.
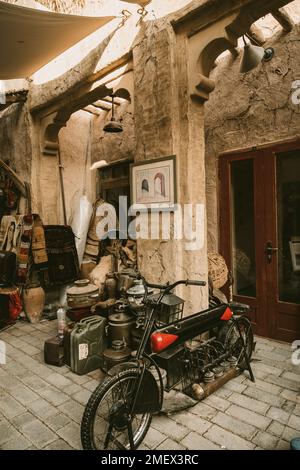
left=81, top=369, right=152, bottom=450
left=218, top=316, right=254, bottom=370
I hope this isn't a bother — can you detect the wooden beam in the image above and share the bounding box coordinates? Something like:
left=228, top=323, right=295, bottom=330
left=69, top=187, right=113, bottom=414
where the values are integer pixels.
left=99, top=97, right=122, bottom=106
left=92, top=100, right=112, bottom=111
left=271, top=8, right=294, bottom=32
left=0, top=158, right=27, bottom=197
left=247, top=24, right=265, bottom=45
left=228, top=46, right=239, bottom=58
left=83, top=105, right=102, bottom=116
left=227, top=0, right=295, bottom=42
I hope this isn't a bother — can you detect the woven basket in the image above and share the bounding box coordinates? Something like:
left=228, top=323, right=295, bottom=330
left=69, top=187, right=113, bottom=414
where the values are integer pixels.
left=208, top=253, right=229, bottom=289
left=234, top=249, right=251, bottom=278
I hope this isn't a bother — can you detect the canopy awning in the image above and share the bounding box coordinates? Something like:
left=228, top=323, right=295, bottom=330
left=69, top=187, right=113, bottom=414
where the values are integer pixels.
left=0, top=1, right=115, bottom=80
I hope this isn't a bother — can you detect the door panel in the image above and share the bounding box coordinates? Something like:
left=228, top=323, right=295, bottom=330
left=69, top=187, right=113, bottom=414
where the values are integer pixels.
left=272, top=149, right=300, bottom=341
left=219, top=143, right=300, bottom=342
left=230, top=159, right=257, bottom=298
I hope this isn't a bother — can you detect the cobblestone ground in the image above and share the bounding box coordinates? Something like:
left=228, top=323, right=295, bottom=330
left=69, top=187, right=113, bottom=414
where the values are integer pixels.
left=0, top=319, right=299, bottom=450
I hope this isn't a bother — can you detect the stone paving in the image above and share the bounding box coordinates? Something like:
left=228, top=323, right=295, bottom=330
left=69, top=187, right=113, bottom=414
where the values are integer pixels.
left=0, top=319, right=299, bottom=450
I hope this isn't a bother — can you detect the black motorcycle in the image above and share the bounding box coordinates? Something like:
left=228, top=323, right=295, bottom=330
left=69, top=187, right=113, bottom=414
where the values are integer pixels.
left=81, top=277, right=254, bottom=450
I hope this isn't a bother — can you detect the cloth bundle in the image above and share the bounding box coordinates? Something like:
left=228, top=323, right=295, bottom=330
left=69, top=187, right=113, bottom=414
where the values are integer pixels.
left=0, top=214, right=48, bottom=286
left=31, top=215, right=48, bottom=267
left=15, top=214, right=33, bottom=285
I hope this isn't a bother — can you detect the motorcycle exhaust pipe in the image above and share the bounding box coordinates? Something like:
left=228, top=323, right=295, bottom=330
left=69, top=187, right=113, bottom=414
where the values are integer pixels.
left=191, top=367, right=239, bottom=401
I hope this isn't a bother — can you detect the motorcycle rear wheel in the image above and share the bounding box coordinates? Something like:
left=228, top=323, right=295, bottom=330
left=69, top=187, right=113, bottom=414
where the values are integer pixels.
left=218, top=316, right=254, bottom=370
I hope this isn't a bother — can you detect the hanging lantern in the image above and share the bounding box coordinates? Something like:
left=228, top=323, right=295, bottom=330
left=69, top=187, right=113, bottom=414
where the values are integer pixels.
left=103, top=95, right=123, bottom=133
left=240, top=35, right=274, bottom=73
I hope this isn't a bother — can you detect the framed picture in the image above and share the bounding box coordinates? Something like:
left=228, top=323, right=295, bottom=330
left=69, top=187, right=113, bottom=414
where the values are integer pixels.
left=289, top=240, right=300, bottom=272
left=131, top=156, right=177, bottom=210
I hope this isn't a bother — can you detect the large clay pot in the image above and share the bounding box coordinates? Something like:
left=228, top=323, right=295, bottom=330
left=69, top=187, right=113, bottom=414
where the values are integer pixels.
left=23, top=286, right=45, bottom=323
left=66, top=279, right=99, bottom=309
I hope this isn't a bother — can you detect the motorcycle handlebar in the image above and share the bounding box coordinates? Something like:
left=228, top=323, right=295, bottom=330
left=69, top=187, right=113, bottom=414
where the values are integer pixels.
left=142, top=278, right=206, bottom=291
left=185, top=280, right=207, bottom=287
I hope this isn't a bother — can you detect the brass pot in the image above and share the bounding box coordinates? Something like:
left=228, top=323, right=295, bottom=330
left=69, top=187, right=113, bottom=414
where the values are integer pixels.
left=66, top=279, right=99, bottom=309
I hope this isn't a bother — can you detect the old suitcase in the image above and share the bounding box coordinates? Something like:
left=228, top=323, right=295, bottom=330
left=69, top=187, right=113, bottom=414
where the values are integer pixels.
left=0, top=251, right=16, bottom=287
left=70, top=316, right=107, bottom=375
left=44, top=336, right=64, bottom=367
left=0, top=287, right=21, bottom=330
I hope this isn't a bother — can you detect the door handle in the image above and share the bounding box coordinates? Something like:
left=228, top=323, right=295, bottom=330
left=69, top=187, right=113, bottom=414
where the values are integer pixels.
left=265, top=242, right=278, bottom=263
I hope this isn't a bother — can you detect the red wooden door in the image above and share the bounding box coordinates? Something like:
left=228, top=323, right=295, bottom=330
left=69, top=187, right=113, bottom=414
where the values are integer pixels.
left=219, top=141, right=300, bottom=342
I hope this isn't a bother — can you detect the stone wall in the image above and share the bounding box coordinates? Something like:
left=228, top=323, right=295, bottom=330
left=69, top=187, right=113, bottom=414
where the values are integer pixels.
left=205, top=18, right=300, bottom=252
left=0, top=103, right=32, bottom=183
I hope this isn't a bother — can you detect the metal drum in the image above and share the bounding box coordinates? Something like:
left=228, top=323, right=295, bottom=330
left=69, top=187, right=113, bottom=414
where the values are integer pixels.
left=102, top=340, right=132, bottom=372
left=66, top=279, right=99, bottom=309
left=108, top=304, right=135, bottom=348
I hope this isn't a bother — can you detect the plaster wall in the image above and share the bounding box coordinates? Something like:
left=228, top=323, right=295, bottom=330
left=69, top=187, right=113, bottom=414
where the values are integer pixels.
left=91, top=102, right=136, bottom=166
left=205, top=12, right=300, bottom=253
left=58, top=110, right=94, bottom=224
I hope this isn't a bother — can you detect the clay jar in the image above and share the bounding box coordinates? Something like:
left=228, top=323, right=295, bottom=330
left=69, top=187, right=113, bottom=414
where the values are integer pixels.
left=23, top=286, right=45, bottom=323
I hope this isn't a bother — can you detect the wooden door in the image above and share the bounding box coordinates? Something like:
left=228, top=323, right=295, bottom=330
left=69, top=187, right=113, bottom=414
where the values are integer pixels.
left=219, top=141, right=300, bottom=342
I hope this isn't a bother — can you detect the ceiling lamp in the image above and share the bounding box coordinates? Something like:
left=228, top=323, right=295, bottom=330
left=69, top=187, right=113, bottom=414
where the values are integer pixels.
left=239, top=35, right=274, bottom=73
left=103, top=94, right=123, bottom=133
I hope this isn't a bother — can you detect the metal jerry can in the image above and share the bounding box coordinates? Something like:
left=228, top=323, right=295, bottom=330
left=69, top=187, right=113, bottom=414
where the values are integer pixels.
left=70, top=316, right=107, bottom=375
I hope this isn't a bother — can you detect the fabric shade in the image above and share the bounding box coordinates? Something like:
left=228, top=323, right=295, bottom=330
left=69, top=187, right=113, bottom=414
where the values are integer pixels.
left=0, top=1, right=115, bottom=79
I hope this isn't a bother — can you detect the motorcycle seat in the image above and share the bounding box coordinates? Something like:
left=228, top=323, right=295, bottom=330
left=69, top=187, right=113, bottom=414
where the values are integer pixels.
left=229, top=301, right=250, bottom=313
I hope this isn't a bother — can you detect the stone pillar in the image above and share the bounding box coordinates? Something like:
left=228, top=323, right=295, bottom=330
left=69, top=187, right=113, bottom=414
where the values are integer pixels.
left=132, top=21, right=208, bottom=313
left=175, top=30, right=209, bottom=313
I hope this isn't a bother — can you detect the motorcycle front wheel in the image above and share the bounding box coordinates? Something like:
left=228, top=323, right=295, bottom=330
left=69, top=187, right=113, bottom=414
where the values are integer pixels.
left=81, top=368, right=152, bottom=450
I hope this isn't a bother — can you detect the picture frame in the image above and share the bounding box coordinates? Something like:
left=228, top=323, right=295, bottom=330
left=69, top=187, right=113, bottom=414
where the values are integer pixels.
left=130, top=156, right=177, bottom=210
left=289, top=240, right=300, bottom=272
